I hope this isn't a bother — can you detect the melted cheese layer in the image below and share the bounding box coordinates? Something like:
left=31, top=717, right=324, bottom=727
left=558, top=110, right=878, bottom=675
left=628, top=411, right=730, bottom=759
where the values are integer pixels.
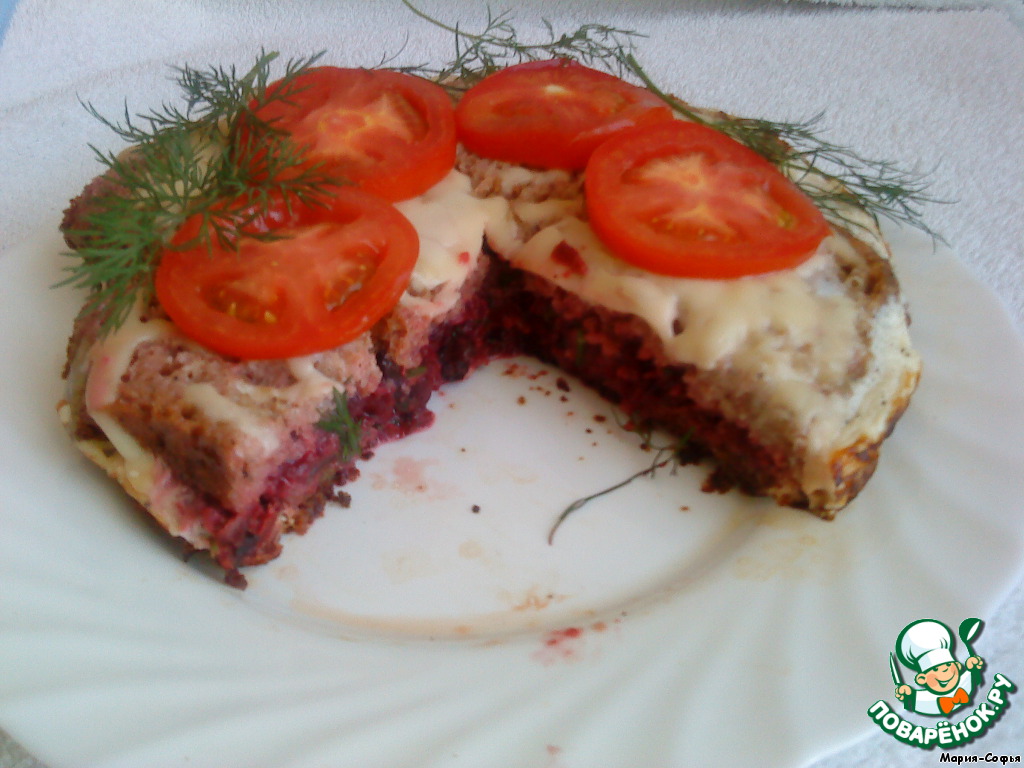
left=83, top=308, right=181, bottom=499
left=507, top=216, right=859, bottom=373
left=485, top=200, right=890, bottom=458
left=396, top=170, right=512, bottom=320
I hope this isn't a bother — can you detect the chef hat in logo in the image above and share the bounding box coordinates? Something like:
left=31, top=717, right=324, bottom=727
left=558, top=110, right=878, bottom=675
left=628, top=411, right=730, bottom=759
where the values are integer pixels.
left=896, top=619, right=956, bottom=673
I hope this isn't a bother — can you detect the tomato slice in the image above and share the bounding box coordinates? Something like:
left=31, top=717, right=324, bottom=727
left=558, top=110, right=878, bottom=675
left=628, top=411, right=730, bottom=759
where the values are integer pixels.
left=155, top=189, right=418, bottom=360
left=455, top=59, right=673, bottom=171
left=584, top=120, right=830, bottom=278
left=253, top=67, right=457, bottom=202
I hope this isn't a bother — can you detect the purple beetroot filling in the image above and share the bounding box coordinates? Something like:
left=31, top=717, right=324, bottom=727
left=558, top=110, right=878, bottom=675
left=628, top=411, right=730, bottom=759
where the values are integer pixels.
left=206, top=253, right=782, bottom=583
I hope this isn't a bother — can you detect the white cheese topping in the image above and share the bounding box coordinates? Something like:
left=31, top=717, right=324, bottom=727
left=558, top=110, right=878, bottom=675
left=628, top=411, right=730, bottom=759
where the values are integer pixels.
left=284, top=354, right=345, bottom=403
left=396, top=170, right=513, bottom=319
left=180, top=382, right=282, bottom=454
left=489, top=206, right=876, bottom=455
left=503, top=214, right=860, bottom=371
left=83, top=307, right=181, bottom=499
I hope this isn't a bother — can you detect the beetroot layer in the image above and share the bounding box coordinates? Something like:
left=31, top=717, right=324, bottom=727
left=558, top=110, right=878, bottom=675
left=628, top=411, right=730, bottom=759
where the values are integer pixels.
left=483, top=263, right=792, bottom=501
left=189, top=250, right=805, bottom=581
left=72, top=245, right=820, bottom=585
left=190, top=287, right=500, bottom=581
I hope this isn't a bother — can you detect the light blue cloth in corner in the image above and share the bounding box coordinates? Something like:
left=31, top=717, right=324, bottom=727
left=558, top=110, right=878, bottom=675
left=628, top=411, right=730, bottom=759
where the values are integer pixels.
left=0, top=0, right=18, bottom=48
left=788, top=0, right=1024, bottom=26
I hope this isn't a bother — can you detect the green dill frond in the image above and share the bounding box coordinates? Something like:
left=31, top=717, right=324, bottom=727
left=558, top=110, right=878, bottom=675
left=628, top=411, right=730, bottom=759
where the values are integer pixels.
left=57, top=50, right=340, bottom=334
left=547, top=419, right=692, bottom=544
left=771, top=117, right=946, bottom=241
left=619, top=52, right=946, bottom=240
left=317, top=388, right=362, bottom=461
left=404, top=1, right=943, bottom=238
left=400, top=0, right=644, bottom=91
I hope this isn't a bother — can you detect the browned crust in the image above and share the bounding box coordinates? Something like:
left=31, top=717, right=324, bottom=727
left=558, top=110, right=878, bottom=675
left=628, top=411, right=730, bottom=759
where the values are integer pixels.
left=60, top=153, right=138, bottom=251
left=812, top=364, right=921, bottom=519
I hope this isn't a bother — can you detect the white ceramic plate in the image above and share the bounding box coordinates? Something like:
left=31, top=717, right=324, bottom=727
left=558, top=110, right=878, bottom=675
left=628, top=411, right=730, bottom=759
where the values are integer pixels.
left=2, top=5, right=1024, bottom=764
left=2, top=214, right=1024, bottom=768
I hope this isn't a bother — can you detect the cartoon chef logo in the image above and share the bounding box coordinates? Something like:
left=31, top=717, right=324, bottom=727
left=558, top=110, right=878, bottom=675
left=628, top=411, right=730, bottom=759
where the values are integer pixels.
left=891, top=618, right=984, bottom=717
left=868, top=617, right=1016, bottom=749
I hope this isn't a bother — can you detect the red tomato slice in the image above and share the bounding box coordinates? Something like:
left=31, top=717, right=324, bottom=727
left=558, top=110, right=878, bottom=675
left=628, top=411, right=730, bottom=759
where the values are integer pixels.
left=253, top=67, right=457, bottom=202
left=455, top=59, right=673, bottom=171
left=155, top=189, right=418, bottom=360
left=584, top=120, right=830, bottom=278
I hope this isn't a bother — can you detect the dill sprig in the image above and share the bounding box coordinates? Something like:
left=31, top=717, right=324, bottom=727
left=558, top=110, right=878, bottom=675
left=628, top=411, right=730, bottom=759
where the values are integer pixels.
left=400, top=0, right=641, bottom=89
left=547, top=420, right=692, bottom=544
left=317, top=388, right=362, bottom=460
left=622, top=57, right=946, bottom=240
left=402, top=1, right=942, bottom=238
left=57, top=51, right=340, bottom=333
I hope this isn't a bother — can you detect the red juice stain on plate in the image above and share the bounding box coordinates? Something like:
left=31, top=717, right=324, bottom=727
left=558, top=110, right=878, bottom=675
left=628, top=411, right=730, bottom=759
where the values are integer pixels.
left=544, top=744, right=567, bottom=768
left=532, top=626, right=585, bottom=665
left=392, top=456, right=430, bottom=492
